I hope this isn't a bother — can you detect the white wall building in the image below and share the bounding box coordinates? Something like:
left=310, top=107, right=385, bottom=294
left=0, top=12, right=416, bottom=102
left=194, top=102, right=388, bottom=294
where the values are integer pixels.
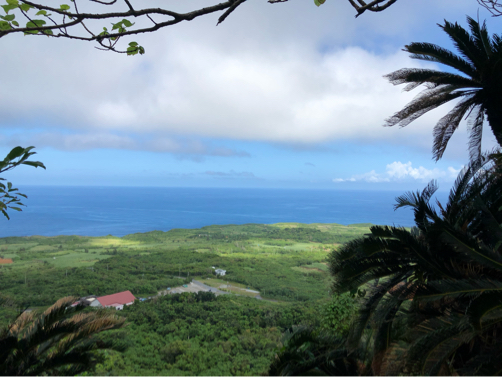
left=215, top=269, right=226, bottom=276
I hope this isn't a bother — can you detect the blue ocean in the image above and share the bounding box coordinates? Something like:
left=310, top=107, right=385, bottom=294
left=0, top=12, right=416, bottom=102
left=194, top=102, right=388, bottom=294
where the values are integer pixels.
left=0, top=187, right=448, bottom=238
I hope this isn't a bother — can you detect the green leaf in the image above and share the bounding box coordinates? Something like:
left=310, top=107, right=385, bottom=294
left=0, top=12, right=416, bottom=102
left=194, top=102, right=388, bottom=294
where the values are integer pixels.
left=19, top=3, right=32, bottom=12
left=43, top=28, right=53, bottom=35
left=6, top=0, right=19, bottom=6
left=127, top=44, right=145, bottom=56
left=26, top=19, right=46, bottom=28
left=9, top=206, right=22, bottom=211
left=59, top=4, right=70, bottom=11
left=0, top=20, right=11, bottom=30
left=122, top=18, right=133, bottom=27
left=7, top=182, right=12, bottom=190
left=314, top=0, right=326, bottom=5
left=36, top=10, right=47, bottom=15
left=2, top=13, right=14, bottom=21
left=1, top=3, right=17, bottom=13
left=11, top=20, right=18, bottom=26
left=21, top=160, right=45, bottom=169
left=6, top=146, right=25, bottom=161
left=1, top=209, right=10, bottom=220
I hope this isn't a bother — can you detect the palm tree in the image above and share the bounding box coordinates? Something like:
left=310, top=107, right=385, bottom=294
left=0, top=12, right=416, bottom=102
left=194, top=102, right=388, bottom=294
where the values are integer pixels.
left=268, top=325, right=368, bottom=376
left=329, top=153, right=502, bottom=375
left=385, top=16, right=502, bottom=161
left=0, top=296, right=126, bottom=375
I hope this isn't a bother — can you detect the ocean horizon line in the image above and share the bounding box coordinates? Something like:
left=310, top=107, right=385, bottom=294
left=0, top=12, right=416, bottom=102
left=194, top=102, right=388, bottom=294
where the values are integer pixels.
left=1, top=186, right=447, bottom=238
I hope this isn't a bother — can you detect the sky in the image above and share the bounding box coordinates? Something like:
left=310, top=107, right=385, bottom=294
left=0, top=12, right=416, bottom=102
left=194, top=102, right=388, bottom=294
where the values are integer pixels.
left=0, top=0, right=498, bottom=191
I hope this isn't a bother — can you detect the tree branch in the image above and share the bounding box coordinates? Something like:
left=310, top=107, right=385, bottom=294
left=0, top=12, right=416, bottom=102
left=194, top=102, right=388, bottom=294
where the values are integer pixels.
left=269, top=0, right=399, bottom=16
left=0, top=0, right=449, bottom=55
left=478, top=0, right=502, bottom=16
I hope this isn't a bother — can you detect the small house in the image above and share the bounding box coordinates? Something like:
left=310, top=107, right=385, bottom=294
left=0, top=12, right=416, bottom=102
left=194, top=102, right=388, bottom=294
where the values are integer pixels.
left=215, top=269, right=226, bottom=276
left=92, top=290, right=136, bottom=310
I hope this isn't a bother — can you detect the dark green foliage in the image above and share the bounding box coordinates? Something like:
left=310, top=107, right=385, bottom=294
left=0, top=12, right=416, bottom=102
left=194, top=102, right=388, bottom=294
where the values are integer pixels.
left=95, top=293, right=317, bottom=375
left=319, top=293, right=357, bottom=334
left=0, top=146, right=45, bottom=220
left=330, top=154, right=502, bottom=375
left=124, top=223, right=356, bottom=244
left=268, top=326, right=365, bottom=376
left=385, top=17, right=502, bottom=160
left=0, top=222, right=367, bottom=374
left=0, top=296, right=125, bottom=376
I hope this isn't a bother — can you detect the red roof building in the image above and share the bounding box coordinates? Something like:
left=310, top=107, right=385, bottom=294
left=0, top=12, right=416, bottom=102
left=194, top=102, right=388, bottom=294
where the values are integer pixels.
left=94, top=290, right=136, bottom=310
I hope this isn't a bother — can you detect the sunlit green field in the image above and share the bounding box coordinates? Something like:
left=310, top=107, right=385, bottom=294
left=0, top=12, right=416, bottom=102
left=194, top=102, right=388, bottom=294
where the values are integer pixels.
left=0, top=222, right=370, bottom=325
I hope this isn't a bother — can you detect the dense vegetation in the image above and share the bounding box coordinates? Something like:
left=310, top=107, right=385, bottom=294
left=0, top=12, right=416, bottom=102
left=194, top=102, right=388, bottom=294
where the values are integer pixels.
left=269, top=18, right=502, bottom=376
left=93, top=293, right=320, bottom=375
left=0, top=222, right=366, bottom=375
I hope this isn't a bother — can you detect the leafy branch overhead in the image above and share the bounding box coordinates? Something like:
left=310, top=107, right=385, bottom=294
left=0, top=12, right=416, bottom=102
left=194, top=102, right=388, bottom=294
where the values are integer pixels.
left=0, top=146, right=45, bottom=220
left=0, top=0, right=471, bottom=55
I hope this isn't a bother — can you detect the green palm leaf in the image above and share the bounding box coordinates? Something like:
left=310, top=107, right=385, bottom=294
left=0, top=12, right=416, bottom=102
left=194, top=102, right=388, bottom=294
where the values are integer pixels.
left=385, top=17, right=502, bottom=160
left=403, top=42, right=477, bottom=78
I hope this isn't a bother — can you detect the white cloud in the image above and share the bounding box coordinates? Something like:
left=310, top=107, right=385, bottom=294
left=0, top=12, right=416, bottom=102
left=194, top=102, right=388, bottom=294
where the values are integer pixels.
left=333, top=161, right=462, bottom=183
left=1, top=42, right=440, bottom=147
left=0, top=0, right=478, bottom=152
left=0, top=0, right=491, bottom=162
left=0, top=132, right=249, bottom=158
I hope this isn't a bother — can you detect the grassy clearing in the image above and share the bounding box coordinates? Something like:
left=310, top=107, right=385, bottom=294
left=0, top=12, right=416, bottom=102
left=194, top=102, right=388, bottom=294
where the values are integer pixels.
left=291, top=266, right=323, bottom=274
left=39, top=253, right=113, bottom=268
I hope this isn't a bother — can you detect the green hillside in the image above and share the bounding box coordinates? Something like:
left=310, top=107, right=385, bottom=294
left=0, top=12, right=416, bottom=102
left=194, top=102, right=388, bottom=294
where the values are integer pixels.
left=0, top=223, right=369, bottom=375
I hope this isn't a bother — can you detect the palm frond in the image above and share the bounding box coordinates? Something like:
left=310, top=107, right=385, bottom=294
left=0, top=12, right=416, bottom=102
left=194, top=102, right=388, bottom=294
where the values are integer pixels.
left=413, top=279, right=502, bottom=302
left=467, top=16, right=493, bottom=58
left=348, top=273, right=410, bottom=348
left=404, top=320, right=473, bottom=375
left=0, top=296, right=126, bottom=376
left=385, top=68, right=479, bottom=91
left=432, top=97, right=478, bottom=161
left=445, top=165, right=474, bottom=219
left=459, top=342, right=502, bottom=376
left=384, top=86, right=465, bottom=128
left=441, top=19, right=485, bottom=72
left=440, top=226, right=502, bottom=270
left=467, top=105, right=486, bottom=162
left=493, top=34, right=502, bottom=53
left=394, top=180, right=441, bottom=230
left=465, top=291, right=502, bottom=330
left=268, top=326, right=359, bottom=376
left=403, top=42, right=477, bottom=78
left=394, top=179, right=438, bottom=210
